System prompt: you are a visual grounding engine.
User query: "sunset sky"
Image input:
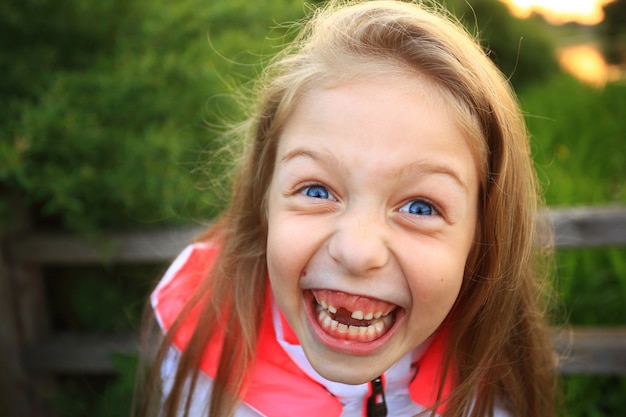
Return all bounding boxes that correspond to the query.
[500,0,615,25]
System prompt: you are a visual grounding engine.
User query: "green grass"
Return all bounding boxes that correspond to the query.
[520,75,626,207]
[519,74,626,417]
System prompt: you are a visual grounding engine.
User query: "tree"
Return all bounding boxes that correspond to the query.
[601,0,626,64]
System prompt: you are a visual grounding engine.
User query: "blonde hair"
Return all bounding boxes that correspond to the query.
[137,1,558,416]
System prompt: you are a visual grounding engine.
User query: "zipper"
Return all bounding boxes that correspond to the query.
[366,376,387,417]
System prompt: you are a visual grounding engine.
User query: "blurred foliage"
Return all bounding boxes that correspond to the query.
[0,0,306,232]
[51,355,138,417]
[43,264,162,417]
[520,75,626,206]
[560,375,626,417]
[0,0,558,234]
[46,264,164,332]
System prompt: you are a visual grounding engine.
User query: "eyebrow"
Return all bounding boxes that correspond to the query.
[280,147,468,192]
[396,160,468,192]
[280,147,349,175]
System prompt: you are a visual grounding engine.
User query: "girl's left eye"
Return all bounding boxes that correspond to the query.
[300,184,333,200]
[399,199,436,216]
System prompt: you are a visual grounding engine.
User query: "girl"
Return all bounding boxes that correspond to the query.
[137,1,558,416]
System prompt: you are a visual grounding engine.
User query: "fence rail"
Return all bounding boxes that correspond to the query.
[2,206,626,403]
[7,206,626,265]
[19,327,626,375]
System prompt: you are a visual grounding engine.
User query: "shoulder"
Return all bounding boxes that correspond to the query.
[151,242,218,331]
[152,242,218,304]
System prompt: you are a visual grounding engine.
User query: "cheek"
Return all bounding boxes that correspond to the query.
[407,248,467,312]
[413,275,463,318]
[266,231,287,282]
[266,209,326,281]
[266,199,286,277]
[266,222,305,288]
[266,235,295,312]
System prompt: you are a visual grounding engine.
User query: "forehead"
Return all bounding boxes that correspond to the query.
[277,68,486,171]
[275,76,480,190]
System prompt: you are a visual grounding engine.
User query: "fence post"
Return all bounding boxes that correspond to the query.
[0,241,30,416]
[0,196,53,417]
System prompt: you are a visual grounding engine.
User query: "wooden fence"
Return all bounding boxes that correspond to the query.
[1,206,626,415]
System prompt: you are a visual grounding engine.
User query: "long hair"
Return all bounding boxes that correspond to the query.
[137,1,558,416]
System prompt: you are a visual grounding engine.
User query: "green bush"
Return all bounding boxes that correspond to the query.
[1,0,306,233]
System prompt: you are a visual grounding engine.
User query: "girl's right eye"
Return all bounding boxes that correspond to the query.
[300,184,333,200]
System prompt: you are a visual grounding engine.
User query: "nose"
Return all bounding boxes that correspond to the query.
[327,214,389,276]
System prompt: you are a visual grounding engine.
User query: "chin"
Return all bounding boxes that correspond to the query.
[318,366,379,385]
[306,350,389,385]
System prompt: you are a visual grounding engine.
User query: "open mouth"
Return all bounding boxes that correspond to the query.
[311,289,399,343]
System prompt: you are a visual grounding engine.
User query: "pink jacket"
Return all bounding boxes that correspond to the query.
[152,243,458,417]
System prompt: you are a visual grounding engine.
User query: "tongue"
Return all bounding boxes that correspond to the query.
[333,307,373,327]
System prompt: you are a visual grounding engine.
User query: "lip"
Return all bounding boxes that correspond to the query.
[303,290,405,356]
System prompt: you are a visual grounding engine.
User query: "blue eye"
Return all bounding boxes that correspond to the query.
[400,200,435,216]
[302,185,331,199]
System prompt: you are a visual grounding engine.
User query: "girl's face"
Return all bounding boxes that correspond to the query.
[266,75,479,384]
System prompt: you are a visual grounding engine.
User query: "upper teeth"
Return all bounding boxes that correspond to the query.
[318,301,389,320]
[352,310,364,320]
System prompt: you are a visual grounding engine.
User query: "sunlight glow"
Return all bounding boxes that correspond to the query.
[558,44,621,87]
[501,0,615,25]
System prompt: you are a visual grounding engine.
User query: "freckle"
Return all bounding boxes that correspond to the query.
[302,270,307,277]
